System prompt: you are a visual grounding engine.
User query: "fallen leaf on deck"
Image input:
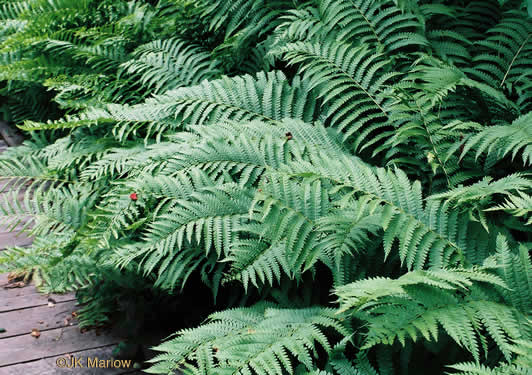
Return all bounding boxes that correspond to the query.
[31,329,40,338]
[5,281,26,288]
[47,302,55,307]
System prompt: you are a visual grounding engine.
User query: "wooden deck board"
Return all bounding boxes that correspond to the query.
[0,144,145,373]
[1,291,76,313]
[0,300,78,338]
[0,274,40,299]
[0,325,120,367]
[0,346,141,374]
[0,231,34,249]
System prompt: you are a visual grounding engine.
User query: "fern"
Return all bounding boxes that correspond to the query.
[148,303,350,375]
[276,40,398,151]
[465,10,532,111]
[285,151,473,269]
[1,2,531,375]
[121,38,221,94]
[335,268,525,362]
[487,191,532,226]
[459,112,532,166]
[319,0,428,53]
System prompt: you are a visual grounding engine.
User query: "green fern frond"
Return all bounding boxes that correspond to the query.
[316,199,382,271]
[320,0,428,53]
[80,144,147,181]
[121,38,221,94]
[249,174,330,274]
[459,112,532,166]
[0,1,31,20]
[72,71,318,137]
[486,191,532,225]
[276,40,398,151]
[466,10,532,111]
[448,358,532,375]
[285,152,471,269]
[336,268,524,362]
[428,174,532,227]
[148,303,350,375]
[490,235,532,313]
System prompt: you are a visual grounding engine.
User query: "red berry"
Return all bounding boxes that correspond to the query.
[130,193,138,201]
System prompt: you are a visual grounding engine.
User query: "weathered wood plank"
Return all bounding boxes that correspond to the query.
[0,121,24,147]
[0,222,34,236]
[0,300,78,338]
[0,179,25,192]
[0,231,34,249]
[0,291,76,313]
[0,344,142,374]
[0,325,121,367]
[0,273,40,299]
[0,285,39,299]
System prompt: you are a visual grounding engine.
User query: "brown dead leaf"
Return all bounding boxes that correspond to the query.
[31,329,40,338]
[71,311,78,317]
[4,281,26,289]
[7,271,28,283]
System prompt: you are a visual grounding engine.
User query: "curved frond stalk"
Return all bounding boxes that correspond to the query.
[466,11,532,111]
[428,173,532,228]
[70,71,319,135]
[486,191,532,226]
[320,0,428,53]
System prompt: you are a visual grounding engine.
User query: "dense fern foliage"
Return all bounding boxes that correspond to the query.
[1,0,531,374]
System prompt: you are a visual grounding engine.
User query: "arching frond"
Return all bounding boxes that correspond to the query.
[466,10,532,111]
[121,38,221,94]
[319,0,428,53]
[284,152,473,269]
[276,40,398,152]
[336,268,524,362]
[459,112,532,166]
[148,303,350,375]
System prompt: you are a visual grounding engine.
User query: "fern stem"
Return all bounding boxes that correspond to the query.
[500,33,530,88]
[346,0,383,48]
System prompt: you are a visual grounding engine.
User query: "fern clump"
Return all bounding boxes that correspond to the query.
[0,0,531,374]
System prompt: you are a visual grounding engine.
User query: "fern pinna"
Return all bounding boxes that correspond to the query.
[0,0,531,374]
